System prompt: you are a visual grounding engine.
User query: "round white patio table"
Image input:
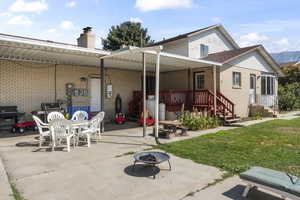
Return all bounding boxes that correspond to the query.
[49,119,90,148]
[49,119,90,130]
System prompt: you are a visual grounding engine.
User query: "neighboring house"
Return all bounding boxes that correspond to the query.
[0,24,283,123]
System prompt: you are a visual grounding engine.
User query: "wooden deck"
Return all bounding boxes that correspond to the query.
[129,89,236,121]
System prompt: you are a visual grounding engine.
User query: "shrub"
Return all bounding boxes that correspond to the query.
[251,111,263,120]
[278,83,300,111]
[179,111,220,131]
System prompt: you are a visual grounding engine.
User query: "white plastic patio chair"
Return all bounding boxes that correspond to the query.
[50,119,76,152]
[47,112,65,123]
[32,115,50,148]
[71,111,89,121]
[80,112,105,145]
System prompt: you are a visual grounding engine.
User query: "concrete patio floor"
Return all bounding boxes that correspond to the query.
[0,125,224,200]
[1,112,299,200]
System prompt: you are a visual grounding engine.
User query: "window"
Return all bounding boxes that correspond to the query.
[195,72,205,90]
[142,75,155,94]
[232,72,241,88]
[200,44,209,57]
[261,75,275,95]
[250,75,255,89]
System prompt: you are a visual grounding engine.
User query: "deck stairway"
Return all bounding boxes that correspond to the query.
[128,90,241,124]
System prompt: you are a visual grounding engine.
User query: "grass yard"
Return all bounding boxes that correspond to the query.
[159,118,300,176]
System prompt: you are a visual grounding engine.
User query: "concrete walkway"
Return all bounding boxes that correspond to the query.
[0,111,299,200]
[0,157,13,200]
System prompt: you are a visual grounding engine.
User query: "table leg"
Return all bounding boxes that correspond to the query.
[168,160,172,171]
[132,160,137,172]
[152,164,156,179]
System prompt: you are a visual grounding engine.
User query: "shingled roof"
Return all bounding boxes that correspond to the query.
[202,45,284,76]
[148,25,218,46]
[148,24,239,48]
[202,45,261,63]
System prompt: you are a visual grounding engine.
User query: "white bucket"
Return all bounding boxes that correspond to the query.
[146,100,155,117]
[159,103,166,121]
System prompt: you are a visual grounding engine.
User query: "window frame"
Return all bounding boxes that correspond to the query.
[200,44,209,58]
[194,71,205,90]
[261,75,275,95]
[232,72,242,88]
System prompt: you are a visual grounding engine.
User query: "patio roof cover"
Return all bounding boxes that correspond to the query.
[102,46,222,72]
[0,33,109,66]
[0,33,222,71]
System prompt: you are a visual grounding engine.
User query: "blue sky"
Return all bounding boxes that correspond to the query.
[0,0,299,53]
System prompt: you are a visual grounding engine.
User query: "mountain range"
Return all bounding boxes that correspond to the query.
[271,51,300,64]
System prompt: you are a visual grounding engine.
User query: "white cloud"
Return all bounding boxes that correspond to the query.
[6,15,32,25]
[66,1,77,7]
[47,28,56,33]
[9,0,48,14]
[274,38,289,46]
[0,12,13,17]
[135,0,194,12]
[240,32,269,43]
[60,20,74,30]
[239,32,270,47]
[130,17,143,23]
[211,17,221,23]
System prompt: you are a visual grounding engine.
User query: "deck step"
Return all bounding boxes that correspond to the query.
[219,115,241,124]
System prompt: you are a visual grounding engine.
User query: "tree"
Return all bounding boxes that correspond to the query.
[279,63,300,85]
[278,63,300,110]
[102,21,153,51]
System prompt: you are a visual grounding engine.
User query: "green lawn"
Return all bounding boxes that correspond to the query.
[159,118,300,176]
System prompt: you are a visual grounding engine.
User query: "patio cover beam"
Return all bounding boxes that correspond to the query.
[154,51,161,143]
[100,58,105,133]
[213,65,217,116]
[142,53,147,137]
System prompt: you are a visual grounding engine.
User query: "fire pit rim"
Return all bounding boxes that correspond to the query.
[133,151,170,164]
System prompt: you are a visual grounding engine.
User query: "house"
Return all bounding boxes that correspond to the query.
[0,24,283,125]
[147,24,283,118]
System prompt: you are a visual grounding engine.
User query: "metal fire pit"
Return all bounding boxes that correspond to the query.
[132,152,171,178]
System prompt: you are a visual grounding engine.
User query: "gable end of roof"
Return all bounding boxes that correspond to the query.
[148,24,239,49]
[202,45,284,76]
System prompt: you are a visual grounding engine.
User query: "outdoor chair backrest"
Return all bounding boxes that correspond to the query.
[90,112,105,130]
[32,115,49,136]
[50,119,70,138]
[95,111,105,123]
[71,111,89,121]
[47,112,65,123]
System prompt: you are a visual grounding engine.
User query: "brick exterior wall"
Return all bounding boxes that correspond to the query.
[0,60,141,120]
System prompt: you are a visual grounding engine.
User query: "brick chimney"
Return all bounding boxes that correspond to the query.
[77,27,96,49]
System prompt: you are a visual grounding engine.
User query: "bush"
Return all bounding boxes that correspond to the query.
[179,111,220,131]
[251,111,263,120]
[278,83,300,111]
